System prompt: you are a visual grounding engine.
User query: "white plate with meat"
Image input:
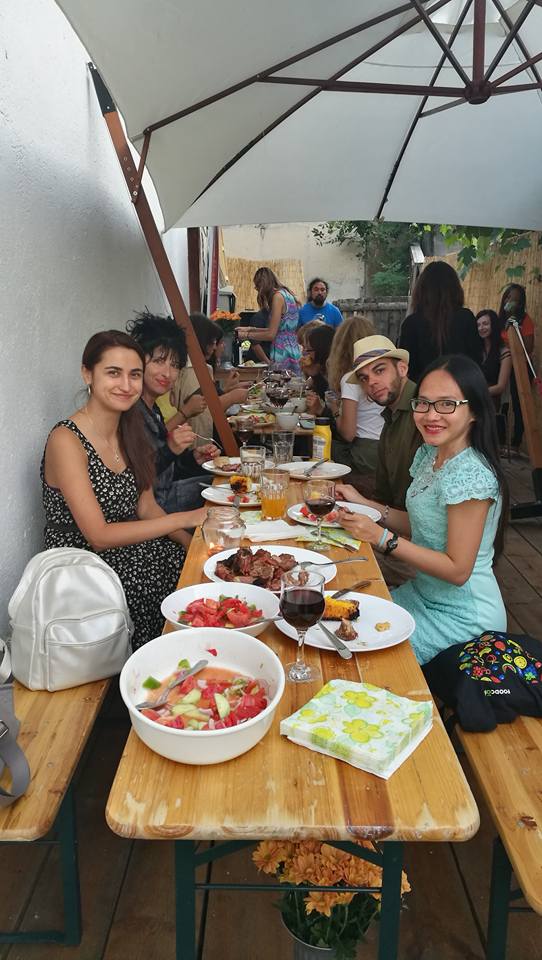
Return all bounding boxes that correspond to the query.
[287,501,381,528]
[203,546,338,592]
[276,591,415,652]
[202,456,274,477]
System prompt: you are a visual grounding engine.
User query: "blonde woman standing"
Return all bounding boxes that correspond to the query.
[327,315,384,475]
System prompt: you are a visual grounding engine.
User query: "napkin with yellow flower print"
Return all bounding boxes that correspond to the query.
[280,680,433,779]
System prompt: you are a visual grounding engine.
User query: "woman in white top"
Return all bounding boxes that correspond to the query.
[327,315,384,474]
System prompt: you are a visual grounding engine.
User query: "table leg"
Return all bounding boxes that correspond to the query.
[378,841,403,960]
[175,840,197,960]
[486,836,512,960]
[56,783,82,945]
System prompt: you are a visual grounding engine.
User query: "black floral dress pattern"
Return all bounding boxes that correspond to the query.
[41,420,185,649]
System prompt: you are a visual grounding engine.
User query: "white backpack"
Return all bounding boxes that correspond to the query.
[9,548,133,691]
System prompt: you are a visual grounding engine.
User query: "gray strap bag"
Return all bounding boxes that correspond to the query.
[0,638,31,807]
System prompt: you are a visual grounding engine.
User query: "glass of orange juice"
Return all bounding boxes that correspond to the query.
[260,469,289,520]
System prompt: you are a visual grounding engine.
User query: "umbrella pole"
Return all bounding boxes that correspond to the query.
[88,64,239,457]
[507,321,542,520]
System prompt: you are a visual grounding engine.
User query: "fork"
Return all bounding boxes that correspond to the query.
[298,557,367,569]
[135,659,208,711]
[194,434,223,450]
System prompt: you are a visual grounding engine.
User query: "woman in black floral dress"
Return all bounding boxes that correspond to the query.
[42,331,206,649]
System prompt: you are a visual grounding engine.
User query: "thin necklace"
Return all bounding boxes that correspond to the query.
[83,407,121,464]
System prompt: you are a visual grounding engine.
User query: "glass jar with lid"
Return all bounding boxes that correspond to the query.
[202,506,246,556]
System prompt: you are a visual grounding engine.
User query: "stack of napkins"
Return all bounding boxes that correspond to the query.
[280,680,433,779]
[245,520,309,542]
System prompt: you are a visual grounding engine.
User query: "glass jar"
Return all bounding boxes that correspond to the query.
[202,506,246,556]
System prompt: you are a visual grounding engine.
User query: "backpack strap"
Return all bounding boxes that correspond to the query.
[0,639,31,807]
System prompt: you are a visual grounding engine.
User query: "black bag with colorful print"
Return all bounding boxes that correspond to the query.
[422,631,542,733]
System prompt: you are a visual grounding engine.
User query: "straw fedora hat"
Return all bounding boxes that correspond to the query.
[347,335,409,383]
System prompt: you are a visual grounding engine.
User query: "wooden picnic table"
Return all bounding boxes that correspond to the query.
[0,678,109,944]
[106,480,479,960]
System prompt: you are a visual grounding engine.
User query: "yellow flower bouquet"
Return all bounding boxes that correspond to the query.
[253,839,410,959]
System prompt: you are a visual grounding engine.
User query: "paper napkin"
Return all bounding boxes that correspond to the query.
[280,679,433,779]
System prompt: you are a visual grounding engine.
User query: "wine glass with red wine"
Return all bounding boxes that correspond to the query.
[303,479,336,548]
[280,568,325,683]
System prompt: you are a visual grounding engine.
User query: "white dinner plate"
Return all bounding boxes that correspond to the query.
[276,592,415,653]
[204,545,338,590]
[201,484,261,508]
[201,457,273,477]
[287,501,382,528]
[160,581,279,637]
[280,461,352,480]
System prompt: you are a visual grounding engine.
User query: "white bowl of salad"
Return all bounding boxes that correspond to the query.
[160,582,279,637]
[120,628,285,764]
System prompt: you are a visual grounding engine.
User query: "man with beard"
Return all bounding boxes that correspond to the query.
[298,277,343,329]
[336,335,422,511]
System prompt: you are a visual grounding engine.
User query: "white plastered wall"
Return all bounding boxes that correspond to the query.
[0,0,187,635]
[222,223,364,301]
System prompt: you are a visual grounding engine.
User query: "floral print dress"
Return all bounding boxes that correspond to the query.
[270,289,302,375]
[41,420,185,649]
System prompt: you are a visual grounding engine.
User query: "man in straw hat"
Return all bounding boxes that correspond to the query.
[335,335,421,586]
[336,334,422,514]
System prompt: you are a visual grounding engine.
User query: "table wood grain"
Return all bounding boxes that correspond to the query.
[0,680,109,841]
[106,483,479,844]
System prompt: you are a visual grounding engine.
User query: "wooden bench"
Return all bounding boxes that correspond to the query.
[0,678,109,945]
[458,715,542,959]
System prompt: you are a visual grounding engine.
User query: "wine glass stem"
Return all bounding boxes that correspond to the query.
[316,517,323,544]
[296,628,307,666]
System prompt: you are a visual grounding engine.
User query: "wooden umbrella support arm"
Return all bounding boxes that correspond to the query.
[507,319,542,518]
[88,64,239,457]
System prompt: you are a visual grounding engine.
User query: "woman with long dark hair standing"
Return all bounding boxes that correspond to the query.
[399,261,481,381]
[236,267,302,375]
[497,283,536,452]
[335,355,507,665]
[42,331,206,649]
[476,309,512,446]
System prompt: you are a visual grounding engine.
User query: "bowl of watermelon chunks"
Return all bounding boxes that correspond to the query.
[161,581,280,637]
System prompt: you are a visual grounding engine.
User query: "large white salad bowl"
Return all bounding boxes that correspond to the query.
[120,628,285,765]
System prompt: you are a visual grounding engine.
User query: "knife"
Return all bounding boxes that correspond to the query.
[331,578,379,599]
[317,621,353,660]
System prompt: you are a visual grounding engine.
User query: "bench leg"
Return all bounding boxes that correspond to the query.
[56,784,82,945]
[175,840,197,960]
[486,836,512,960]
[378,841,403,960]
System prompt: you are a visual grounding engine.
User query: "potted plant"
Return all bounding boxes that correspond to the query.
[253,839,410,960]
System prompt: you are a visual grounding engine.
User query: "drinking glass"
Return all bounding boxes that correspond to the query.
[303,479,336,548]
[267,385,289,408]
[280,567,325,683]
[272,431,294,465]
[240,445,266,483]
[260,468,289,520]
[235,416,253,447]
[324,390,340,415]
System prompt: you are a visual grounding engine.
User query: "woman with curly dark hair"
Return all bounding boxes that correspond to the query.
[399,261,481,381]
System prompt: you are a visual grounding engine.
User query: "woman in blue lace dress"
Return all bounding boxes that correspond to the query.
[335,355,508,664]
[237,267,302,375]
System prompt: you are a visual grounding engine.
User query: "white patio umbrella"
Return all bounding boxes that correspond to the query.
[55,0,542,231]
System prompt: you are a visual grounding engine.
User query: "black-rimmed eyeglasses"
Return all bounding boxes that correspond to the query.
[410,398,469,414]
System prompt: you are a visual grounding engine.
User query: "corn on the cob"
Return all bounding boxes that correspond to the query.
[323,598,360,621]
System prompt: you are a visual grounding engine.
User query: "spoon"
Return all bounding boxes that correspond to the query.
[317,621,353,660]
[136,659,208,711]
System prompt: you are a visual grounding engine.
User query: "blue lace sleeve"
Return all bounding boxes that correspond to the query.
[409,443,432,479]
[439,450,499,505]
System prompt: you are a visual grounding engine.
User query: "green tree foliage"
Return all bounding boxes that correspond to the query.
[436,225,536,280]
[312,221,423,297]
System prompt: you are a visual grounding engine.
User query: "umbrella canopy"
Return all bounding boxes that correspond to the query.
[56,0,542,230]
